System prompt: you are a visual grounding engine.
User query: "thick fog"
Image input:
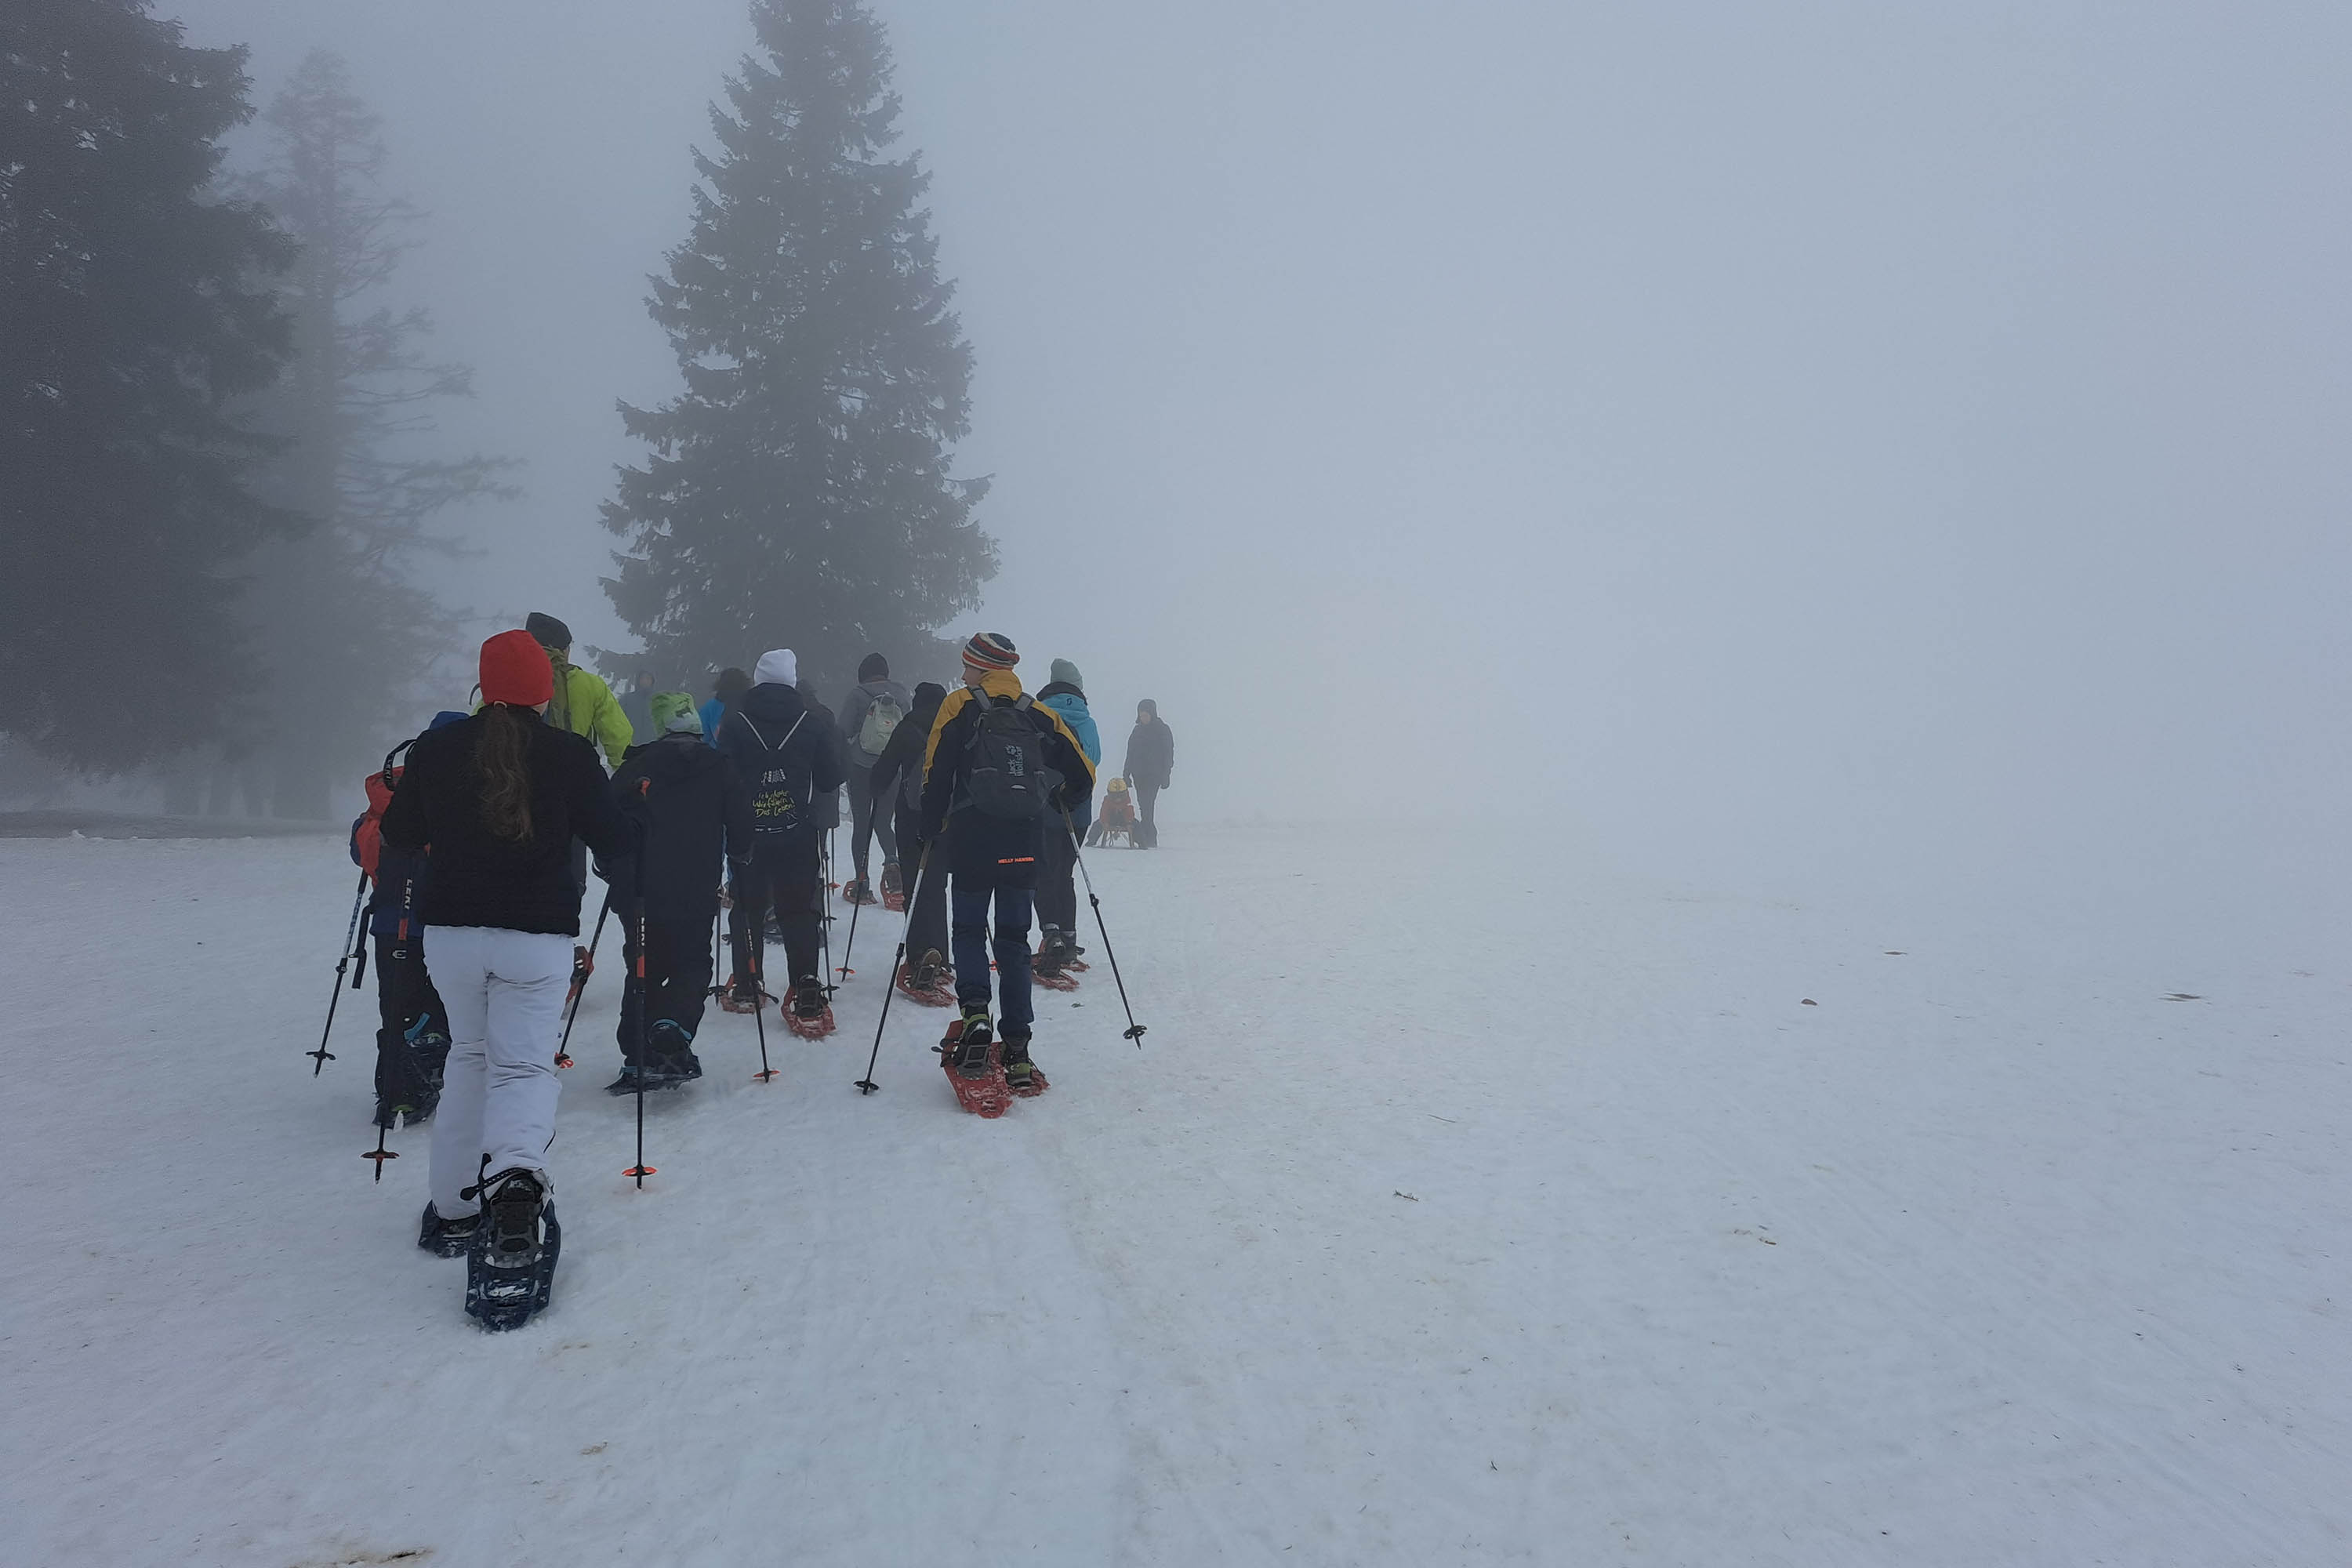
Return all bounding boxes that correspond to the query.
[167,0,2352,950]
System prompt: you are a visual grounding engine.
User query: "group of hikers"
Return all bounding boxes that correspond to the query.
[341,614,1176,1328]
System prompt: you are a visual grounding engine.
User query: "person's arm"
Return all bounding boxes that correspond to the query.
[811,714,847,796]
[838,687,869,743]
[568,734,635,867]
[918,702,965,842]
[1163,724,1174,786]
[590,677,633,768]
[868,724,909,816]
[717,753,757,876]
[380,754,426,852]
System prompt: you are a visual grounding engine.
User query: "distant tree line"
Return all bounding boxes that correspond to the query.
[2,0,994,811]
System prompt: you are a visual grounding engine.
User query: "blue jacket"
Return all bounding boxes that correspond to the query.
[698,697,728,749]
[1036,682,1099,833]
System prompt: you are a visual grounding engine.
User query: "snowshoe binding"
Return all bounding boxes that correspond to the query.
[880,862,906,913]
[784,978,837,1040]
[841,877,880,907]
[608,1021,702,1094]
[1001,1033,1049,1098]
[465,1168,559,1332]
[896,949,957,1007]
[936,1014,1011,1117]
[418,1202,479,1259]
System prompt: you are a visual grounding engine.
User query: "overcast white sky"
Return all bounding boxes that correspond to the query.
[172,0,2352,946]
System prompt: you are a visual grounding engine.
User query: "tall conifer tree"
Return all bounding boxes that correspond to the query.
[0,0,292,770]
[603,0,995,688]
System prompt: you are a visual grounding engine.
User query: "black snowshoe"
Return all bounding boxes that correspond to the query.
[418,1203,479,1259]
[465,1168,559,1331]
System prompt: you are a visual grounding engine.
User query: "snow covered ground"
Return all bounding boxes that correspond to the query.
[4,820,2346,1566]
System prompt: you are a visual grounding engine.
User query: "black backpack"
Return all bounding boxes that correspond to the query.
[961,692,1058,820]
[729,709,808,835]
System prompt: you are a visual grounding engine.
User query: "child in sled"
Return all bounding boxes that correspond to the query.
[1086,776,1138,848]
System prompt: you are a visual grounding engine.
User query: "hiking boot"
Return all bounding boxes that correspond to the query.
[465,1168,560,1331]
[843,877,878,906]
[1035,927,1074,976]
[419,1202,479,1258]
[949,1011,994,1079]
[647,1020,701,1080]
[909,948,947,991]
[880,862,903,898]
[1000,1032,1036,1091]
[793,978,827,1021]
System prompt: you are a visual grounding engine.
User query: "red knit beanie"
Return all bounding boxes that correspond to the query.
[480,629,554,706]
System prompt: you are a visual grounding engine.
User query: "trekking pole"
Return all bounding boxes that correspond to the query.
[856,844,928,1094]
[750,906,777,1082]
[818,831,837,996]
[624,894,655,1185]
[837,879,862,983]
[310,870,370,1074]
[557,889,613,1069]
[1065,811,1147,1045]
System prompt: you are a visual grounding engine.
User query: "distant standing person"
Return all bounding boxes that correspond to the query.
[619,668,657,744]
[1033,659,1100,977]
[1123,698,1175,848]
[837,652,911,906]
[699,666,750,750]
[379,630,632,1330]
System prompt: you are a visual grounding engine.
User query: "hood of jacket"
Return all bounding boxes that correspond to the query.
[735,681,812,738]
[623,731,722,786]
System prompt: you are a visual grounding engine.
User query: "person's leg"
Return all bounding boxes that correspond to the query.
[991,884,1036,1039]
[731,846,771,997]
[776,833,822,988]
[615,909,647,1065]
[1137,783,1160,844]
[871,777,899,873]
[426,926,492,1218]
[1036,821,1076,934]
[477,929,572,1181]
[950,878,993,1016]
[847,762,877,884]
[659,912,713,1041]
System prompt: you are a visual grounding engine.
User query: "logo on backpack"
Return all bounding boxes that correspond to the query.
[858,691,904,758]
[963,693,1059,820]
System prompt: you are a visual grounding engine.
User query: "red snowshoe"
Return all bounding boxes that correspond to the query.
[783,981,837,1040]
[879,862,906,913]
[895,949,957,1007]
[716,974,769,1015]
[1032,931,1081,991]
[938,1016,1011,1118]
[841,877,880,907]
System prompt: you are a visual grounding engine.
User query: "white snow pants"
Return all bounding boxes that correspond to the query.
[424,925,570,1218]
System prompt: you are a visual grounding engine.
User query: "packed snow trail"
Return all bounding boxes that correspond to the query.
[2,823,2346,1565]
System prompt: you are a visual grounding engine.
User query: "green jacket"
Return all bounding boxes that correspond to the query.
[546,655,633,768]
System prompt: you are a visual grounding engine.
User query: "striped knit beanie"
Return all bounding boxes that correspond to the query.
[962,632,1018,671]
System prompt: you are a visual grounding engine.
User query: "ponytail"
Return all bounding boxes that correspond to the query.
[475,702,535,842]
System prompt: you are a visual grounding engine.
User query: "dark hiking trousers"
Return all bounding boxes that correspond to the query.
[732,833,821,992]
[848,760,898,882]
[617,910,714,1063]
[952,877,1035,1038]
[1135,782,1161,845]
[896,811,951,967]
[1036,812,1080,934]
[373,931,448,1044]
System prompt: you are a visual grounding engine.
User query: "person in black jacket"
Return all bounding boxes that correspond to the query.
[379,630,632,1330]
[716,649,846,1023]
[1123,698,1176,848]
[867,681,949,993]
[919,634,1094,1091]
[604,692,753,1091]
